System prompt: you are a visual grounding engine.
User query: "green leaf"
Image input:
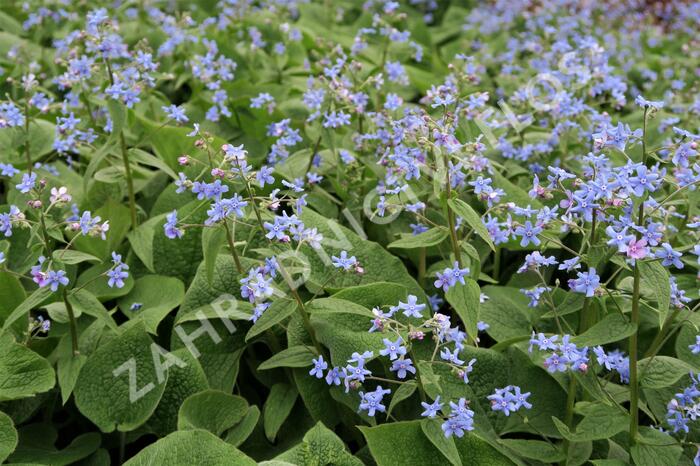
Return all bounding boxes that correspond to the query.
[74,323,167,432]
[387,380,417,417]
[224,405,260,447]
[123,430,256,466]
[107,100,126,141]
[493,171,541,209]
[0,119,56,167]
[246,298,297,342]
[127,214,165,273]
[630,427,682,466]
[202,228,226,285]
[263,383,298,442]
[0,11,23,35]
[479,286,532,342]
[307,297,375,318]
[416,361,443,399]
[552,403,628,442]
[572,313,636,346]
[421,418,462,466]
[388,227,448,249]
[638,261,671,326]
[360,420,513,466]
[57,353,87,405]
[146,348,209,436]
[448,199,495,251]
[2,286,52,331]
[274,422,363,466]
[52,249,102,265]
[118,275,185,334]
[178,389,248,436]
[639,356,694,389]
[445,278,481,340]
[311,306,386,366]
[258,345,317,370]
[75,262,134,300]
[0,336,55,401]
[299,209,426,299]
[7,425,100,466]
[0,271,26,329]
[128,148,178,179]
[499,439,564,463]
[0,411,17,463]
[331,282,408,309]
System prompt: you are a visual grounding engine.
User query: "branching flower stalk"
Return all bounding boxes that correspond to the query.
[629,105,649,444]
[104,58,138,229]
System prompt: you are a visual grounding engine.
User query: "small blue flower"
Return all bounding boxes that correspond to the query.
[331,251,357,271]
[379,337,406,361]
[359,386,391,417]
[397,295,426,318]
[309,355,328,378]
[390,358,416,379]
[514,221,542,247]
[162,104,188,123]
[16,172,37,193]
[655,243,683,269]
[568,268,600,297]
[164,211,184,239]
[421,396,443,418]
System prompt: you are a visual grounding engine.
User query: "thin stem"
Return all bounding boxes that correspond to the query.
[104,57,137,229]
[120,133,138,229]
[222,221,243,274]
[118,431,126,465]
[418,247,426,288]
[441,151,462,267]
[629,106,649,445]
[24,99,32,172]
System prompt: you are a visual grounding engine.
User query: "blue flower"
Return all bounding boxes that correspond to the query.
[568,268,600,297]
[514,221,542,247]
[359,386,391,417]
[331,251,357,271]
[421,396,443,418]
[655,243,683,269]
[162,104,188,123]
[256,166,275,187]
[309,355,328,378]
[379,337,406,360]
[16,172,37,193]
[0,163,19,177]
[325,367,342,386]
[488,385,532,416]
[689,336,700,355]
[442,398,474,438]
[164,211,184,239]
[45,270,69,292]
[107,252,129,289]
[390,358,416,379]
[397,295,426,318]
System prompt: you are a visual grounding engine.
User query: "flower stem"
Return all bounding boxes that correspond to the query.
[441,151,462,267]
[24,99,32,172]
[629,106,649,445]
[222,221,243,274]
[119,132,138,229]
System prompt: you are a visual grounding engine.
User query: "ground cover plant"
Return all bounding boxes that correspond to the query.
[0,0,699,464]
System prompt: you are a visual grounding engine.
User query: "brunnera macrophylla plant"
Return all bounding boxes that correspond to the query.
[1,1,700,465]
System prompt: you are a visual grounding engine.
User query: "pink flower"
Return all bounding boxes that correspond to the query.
[626,238,648,260]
